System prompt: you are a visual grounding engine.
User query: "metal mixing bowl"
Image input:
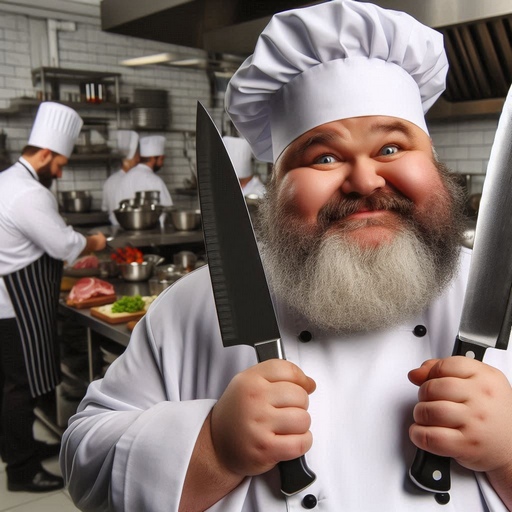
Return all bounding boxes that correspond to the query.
[61,190,92,213]
[170,209,201,231]
[119,261,154,281]
[114,205,163,230]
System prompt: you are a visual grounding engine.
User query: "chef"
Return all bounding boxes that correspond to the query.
[0,102,107,493]
[223,135,266,199]
[117,134,173,209]
[60,2,512,511]
[102,129,140,225]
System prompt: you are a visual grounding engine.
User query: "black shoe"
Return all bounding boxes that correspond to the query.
[34,440,61,460]
[8,469,64,493]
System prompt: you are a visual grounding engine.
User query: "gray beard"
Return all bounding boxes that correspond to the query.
[256,164,466,335]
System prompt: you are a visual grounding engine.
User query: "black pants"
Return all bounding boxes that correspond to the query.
[0,317,43,482]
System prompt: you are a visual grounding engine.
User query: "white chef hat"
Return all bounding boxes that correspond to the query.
[28,102,83,158]
[117,130,139,160]
[140,135,165,157]
[225,0,448,163]
[222,136,254,179]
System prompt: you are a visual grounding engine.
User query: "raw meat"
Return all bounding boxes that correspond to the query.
[72,255,99,269]
[68,277,115,303]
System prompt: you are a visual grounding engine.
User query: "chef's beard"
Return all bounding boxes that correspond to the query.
[256,162,466,334]
[37,163,54,189]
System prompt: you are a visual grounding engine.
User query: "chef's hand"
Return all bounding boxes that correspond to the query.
[409,356,512,504]
[211,359,316,477]
[82,232,107,254]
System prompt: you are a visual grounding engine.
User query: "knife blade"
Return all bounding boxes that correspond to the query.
[409,85,512,496]
[196,102,316,496]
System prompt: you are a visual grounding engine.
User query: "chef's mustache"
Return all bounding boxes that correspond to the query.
[318,190,414,227]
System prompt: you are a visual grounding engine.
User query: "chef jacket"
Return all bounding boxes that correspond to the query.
[116,163,173,208]
[61,247,512,511]
[242,175,266,199]
[102,169,128,225]
[0,159,86,318]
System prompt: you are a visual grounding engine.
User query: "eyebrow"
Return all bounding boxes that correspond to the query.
[368,120,417,140]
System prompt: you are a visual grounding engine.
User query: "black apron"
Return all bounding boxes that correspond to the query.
[1,160,63,397]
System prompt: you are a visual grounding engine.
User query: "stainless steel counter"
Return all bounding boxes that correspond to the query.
[83,224,204,248]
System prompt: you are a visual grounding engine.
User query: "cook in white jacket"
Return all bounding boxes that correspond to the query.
[101,130,140,225]
[117,135,173,208]
[61,2,512,511]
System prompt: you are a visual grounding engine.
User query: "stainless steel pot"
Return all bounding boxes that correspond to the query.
[135,190,160,203]
[119,261,154,281]
[60,191,92,213]
[114,204,163,230]
[170,209,201,231]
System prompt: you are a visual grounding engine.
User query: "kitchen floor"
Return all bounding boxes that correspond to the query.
[0,421,80,512]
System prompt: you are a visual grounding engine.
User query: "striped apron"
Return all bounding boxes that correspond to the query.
[3,253,63,397]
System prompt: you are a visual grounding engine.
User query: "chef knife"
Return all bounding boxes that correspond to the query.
[409,85,512,496]
[196,102,316,496]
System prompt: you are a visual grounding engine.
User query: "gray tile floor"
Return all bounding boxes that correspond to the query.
[0,421,80,512]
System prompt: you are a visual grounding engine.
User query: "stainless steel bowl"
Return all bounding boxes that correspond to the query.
[170,209,201,231]
[114,205,163,230]
[61,191,92,213]
[119,261,154,282]
[135,190,160,203]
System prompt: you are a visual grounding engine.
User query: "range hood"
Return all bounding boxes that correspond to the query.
[101,0,512,119]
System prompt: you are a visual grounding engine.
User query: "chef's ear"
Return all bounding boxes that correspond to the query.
[37,148,53,167]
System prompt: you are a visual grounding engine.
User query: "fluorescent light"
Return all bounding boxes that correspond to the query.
[120,53,175,66]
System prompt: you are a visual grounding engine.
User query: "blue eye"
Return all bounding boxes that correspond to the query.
[380,145,398,156]
[315,155,337,164]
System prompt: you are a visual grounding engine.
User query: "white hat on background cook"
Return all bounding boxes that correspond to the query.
[140,135,165,157]
[28,102,83,158]
[222,136,253,179]
[116,130,139,159]
[225,0,448,162]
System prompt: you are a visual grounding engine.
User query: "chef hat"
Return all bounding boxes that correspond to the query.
[225,0,448,162]
[117,130,139,160]
[28,102,83,158]
[140,135,165,157]
[223,136,254,179]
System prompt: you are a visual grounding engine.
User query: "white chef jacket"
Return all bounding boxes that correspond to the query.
[243,175,266,199]
[102,169,128,225]
[0,159,86,318]
[116,163,173,208]
[61,247,511,511]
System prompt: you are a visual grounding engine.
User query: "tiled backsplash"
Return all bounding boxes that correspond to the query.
[0,9,501,207]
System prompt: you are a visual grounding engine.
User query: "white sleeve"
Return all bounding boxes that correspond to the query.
[10,186,86,263]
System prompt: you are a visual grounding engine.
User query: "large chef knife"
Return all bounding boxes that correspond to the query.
[409,85,512,497]
[196,102,316,496]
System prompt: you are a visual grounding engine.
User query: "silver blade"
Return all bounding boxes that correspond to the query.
[196,102,281,348]
[459,86,512,350]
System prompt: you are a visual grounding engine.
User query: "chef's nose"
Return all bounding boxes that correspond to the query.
[340,159,386,196]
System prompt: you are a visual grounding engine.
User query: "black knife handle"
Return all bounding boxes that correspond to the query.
[279,457,316,496]
[409,336,487,494]
[255,339,317,495]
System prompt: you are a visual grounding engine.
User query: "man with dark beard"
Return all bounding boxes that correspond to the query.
[0,102,106,493]
[60,2,512,512]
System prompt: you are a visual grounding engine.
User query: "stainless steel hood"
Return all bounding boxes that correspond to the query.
[101,0,512,119]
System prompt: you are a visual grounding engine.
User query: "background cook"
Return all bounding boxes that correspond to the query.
[0,101,106,493]
[102,129,140,225]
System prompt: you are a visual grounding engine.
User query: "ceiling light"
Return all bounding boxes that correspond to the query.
[120,53,175,66]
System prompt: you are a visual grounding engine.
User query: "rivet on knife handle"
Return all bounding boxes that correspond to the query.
[255,339,316,495]
[409,336,488,495]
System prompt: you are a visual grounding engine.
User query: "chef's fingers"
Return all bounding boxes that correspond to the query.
[417,376,469,403]
[272,407,312,435]
[412,400,467,428]
[409,424,464,458]
[255,360,316,394]
[272,432,314,463]
[269,381,310,410]
[408,359,439,386]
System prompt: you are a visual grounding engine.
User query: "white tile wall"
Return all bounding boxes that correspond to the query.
[0,8,503,206]
[0,9,219,210]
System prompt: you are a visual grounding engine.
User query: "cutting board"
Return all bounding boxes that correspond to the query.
[66,294,117,309]
[90,304,146,324]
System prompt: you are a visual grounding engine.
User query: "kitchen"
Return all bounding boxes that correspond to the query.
[0,0,511,510]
